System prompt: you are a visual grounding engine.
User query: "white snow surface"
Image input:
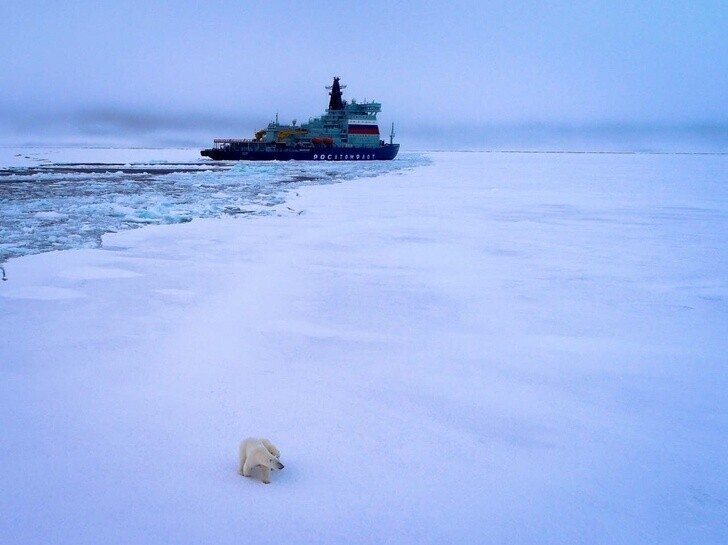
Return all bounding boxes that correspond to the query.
[1,151,727,544]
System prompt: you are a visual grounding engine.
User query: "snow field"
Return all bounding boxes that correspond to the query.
[1,151,726,544]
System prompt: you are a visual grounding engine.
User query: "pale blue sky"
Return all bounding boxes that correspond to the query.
[1,0,726,147]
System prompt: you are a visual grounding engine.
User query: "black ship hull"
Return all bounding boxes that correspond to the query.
[201,144,399,161]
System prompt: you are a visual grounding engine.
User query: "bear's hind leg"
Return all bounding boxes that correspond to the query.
[238,446,247,475]
[261,438,280,458]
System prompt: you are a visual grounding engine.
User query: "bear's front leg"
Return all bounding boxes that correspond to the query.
[260,466,271,484]
[242,459,254,477]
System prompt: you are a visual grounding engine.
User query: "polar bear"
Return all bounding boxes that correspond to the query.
[238,438,284,484]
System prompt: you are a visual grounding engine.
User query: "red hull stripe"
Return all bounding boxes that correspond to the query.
[348,125,380,135]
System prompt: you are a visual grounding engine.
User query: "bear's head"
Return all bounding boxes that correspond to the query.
[268,457,284,470]
[258,452,283,471]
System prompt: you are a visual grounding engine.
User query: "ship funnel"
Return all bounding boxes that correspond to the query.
[326,77,346,110]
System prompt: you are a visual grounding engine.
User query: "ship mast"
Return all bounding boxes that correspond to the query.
[389,122,395,145]
[326,77,346,110]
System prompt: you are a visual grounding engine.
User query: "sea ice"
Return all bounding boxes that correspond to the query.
[0,150,726,544]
